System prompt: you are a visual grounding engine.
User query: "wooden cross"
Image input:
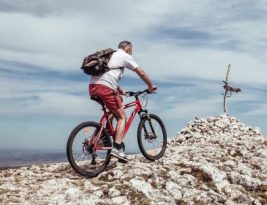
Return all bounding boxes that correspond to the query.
[223,64,241,114]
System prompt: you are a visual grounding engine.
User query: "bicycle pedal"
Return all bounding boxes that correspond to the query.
[91,157,97,165]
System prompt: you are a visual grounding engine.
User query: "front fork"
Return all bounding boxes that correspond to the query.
[139,110,156,139]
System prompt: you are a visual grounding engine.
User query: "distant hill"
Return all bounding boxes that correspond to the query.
[0,150,67,168]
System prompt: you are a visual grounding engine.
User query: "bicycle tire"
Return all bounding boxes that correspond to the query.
[66,121,112,178]
[137,114,167,161]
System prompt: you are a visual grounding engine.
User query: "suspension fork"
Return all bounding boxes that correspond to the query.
[139,110,157,137]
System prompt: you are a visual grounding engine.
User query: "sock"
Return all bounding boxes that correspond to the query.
[113,142,122,150]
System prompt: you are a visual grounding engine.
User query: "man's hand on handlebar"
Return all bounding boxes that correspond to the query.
[120,89,128,96]
[117,86,127,96]
[148,85,157,93]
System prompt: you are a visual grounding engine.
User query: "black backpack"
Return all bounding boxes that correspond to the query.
[81,48,121,76]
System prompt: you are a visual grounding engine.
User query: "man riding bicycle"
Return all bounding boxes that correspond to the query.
[89,40,157,162]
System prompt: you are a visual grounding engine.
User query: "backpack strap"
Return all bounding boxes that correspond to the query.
[106,67,124,72]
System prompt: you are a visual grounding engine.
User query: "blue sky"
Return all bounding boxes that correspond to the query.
[0,0,267,153]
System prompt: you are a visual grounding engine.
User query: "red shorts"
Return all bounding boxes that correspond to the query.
[89,84,122,111]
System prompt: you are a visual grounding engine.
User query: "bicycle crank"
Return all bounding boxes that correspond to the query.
[91,153,97,165]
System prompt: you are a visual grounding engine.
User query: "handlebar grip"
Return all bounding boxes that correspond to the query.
[145,89,157,94]
[126,91,135,97]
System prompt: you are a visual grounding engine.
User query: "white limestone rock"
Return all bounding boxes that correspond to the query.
[108,187,120,197]
[111,196,129,204]
[129,179,153,198]
[1,115,267,205]
[229,172,262,191]
[215,120,226,128]
[199,164,229,192]
[165,181,182,200]
[65,187,81,200]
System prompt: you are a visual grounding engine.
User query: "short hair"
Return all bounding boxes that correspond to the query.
[118,40,132,49]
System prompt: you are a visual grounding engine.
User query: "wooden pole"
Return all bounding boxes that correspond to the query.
[223,64,231,114]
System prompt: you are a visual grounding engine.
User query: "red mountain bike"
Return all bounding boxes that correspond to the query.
[66,89,167,178]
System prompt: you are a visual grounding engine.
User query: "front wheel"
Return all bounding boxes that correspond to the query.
[137,114,167,161]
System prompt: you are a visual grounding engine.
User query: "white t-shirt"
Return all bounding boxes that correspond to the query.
[90,49,139,90]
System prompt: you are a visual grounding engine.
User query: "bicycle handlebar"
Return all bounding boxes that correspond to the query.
[126,89,156,97]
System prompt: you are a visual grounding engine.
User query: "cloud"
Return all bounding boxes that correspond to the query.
[0,1,267,119]
[0,86,101,117]
[0,0,54,17]
[1,0,266,86]
[2,0,267,152]
[1,56,264,119]
[149,26,211,42]
[0,64,96,116]
[241,103,267,116]
[162,97,222,120]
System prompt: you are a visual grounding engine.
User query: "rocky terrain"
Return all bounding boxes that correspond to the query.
[1,115,267,205]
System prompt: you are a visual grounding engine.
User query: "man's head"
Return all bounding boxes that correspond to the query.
[118,40,132,55]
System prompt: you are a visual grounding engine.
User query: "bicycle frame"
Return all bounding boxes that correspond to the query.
[91,97,144,151]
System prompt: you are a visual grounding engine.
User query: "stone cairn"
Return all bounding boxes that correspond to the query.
[175,114,261,144]
[0,115,266,205]
[165,114,267,205]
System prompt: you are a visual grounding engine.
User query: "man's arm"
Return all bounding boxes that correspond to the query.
[134,67,156,92]
[117,86,127,95]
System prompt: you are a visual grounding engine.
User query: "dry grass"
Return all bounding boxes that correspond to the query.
[114,183,150,205]
[0,187,9,195]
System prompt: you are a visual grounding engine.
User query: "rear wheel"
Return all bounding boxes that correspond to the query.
[137,114,167,160]
[66,121,112,178]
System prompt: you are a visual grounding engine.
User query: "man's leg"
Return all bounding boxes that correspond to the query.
[110,108,128,162]
[111,108,126,145]
[90,84,128,161]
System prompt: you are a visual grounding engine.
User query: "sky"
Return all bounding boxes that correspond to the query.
[0,0,267,153]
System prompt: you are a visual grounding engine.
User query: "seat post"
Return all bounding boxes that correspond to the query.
[101,104,106,112]
[91,95,105,109]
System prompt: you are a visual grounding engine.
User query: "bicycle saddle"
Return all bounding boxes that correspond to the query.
[90,95,104,106]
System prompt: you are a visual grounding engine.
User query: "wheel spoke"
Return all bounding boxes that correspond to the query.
[77,153,86,162]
